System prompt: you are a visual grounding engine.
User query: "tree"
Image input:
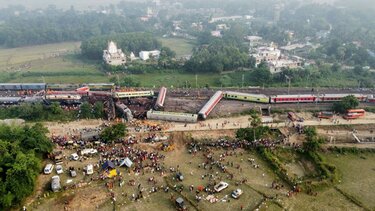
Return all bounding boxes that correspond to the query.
[250,63,271,85]
[21,123,53,155]
[332,95,359,113]
[303,126,323,152]
[0,124,50,209]
[100,123,127,143]
[50,102,63,115]
[93,102,104,119]
[80,102,92,119]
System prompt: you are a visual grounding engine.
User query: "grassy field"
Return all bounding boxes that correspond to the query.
[324,153,375,210]
[158,37,196,58]
[283,188,362,211]
[0,42,111,83]
[126,72,221,88]
[0,42,80,68]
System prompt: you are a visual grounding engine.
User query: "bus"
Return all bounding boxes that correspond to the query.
[344,109,365,119]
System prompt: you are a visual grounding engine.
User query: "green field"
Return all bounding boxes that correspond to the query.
[158,37,196,58]
[126,72,220,88]
[0,42,111,83]
[324,153,375,210]
[0,42,80,68]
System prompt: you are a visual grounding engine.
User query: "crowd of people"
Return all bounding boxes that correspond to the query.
[188,138,282,154]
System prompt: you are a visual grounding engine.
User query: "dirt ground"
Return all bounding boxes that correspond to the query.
[25,110,375,211]
[44,119,106,136]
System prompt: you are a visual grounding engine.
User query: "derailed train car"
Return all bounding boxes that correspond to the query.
[113,90,154,98]
[155,87,167,109]
[0,83,22,90]
[147,110,198,123]
[45,94,82,104]
[198,91,223,119]
[0,97,22,104]
[81,83,115,91]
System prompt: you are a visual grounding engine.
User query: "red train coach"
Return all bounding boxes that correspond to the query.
[270,95,316,104]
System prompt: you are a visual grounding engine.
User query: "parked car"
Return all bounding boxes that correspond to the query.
[80,148,98,156]
[70,153,79,161]
[214,181,229,192]
[231,189,243,199]
[44,164,54,174]
[56,165,63,174]
[51,176,61,192]
[86,164,94,175]
[175,197,187,210]
[69,167,77,177]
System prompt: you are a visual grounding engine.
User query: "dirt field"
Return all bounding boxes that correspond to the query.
[25,112,375,211]
[27,138,371,211]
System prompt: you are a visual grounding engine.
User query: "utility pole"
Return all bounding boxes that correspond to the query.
[241,74,244,88]
[195,74,198,89]
[196,74,199,99]
[285,75,291,94]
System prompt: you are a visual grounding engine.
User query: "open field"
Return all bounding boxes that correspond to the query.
[283,188,362,211]
[126,72,221,88]
[0,42,80,68]
[325,153,375,210]
[158,38,196,58]
[0,42,112,83]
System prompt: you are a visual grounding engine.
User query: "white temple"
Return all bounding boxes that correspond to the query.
[103,41,126,66]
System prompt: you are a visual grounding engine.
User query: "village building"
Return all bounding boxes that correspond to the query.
[251,46,281,65]
[139,50,161,61]
[251,44,303,74]
[267,59,302,74]
[103,41,126,66]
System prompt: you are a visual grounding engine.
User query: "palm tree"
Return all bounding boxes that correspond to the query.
[249,112,261,141]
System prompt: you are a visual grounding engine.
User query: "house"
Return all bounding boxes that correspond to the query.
[216,24,229,31]
[267,59,302,74]
[211,30,222,37]
[246,36,263,47]
[251,46,281,65]
[103,41,126,66]
[139,50,161,61]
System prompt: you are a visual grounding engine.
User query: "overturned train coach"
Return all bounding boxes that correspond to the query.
[113,90,154,98]
[155,87,167,109]
[147,110,198,123]
[198,91,223,119]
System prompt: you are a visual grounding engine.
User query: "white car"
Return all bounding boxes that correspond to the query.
[44,164,54,174]
[70,153,79,161]
[231,189,243,199]
[56,165,63,174]
[214,181,229,192]
[51,176,61,192]
[86,164,94,175]
[80,148,98,156]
